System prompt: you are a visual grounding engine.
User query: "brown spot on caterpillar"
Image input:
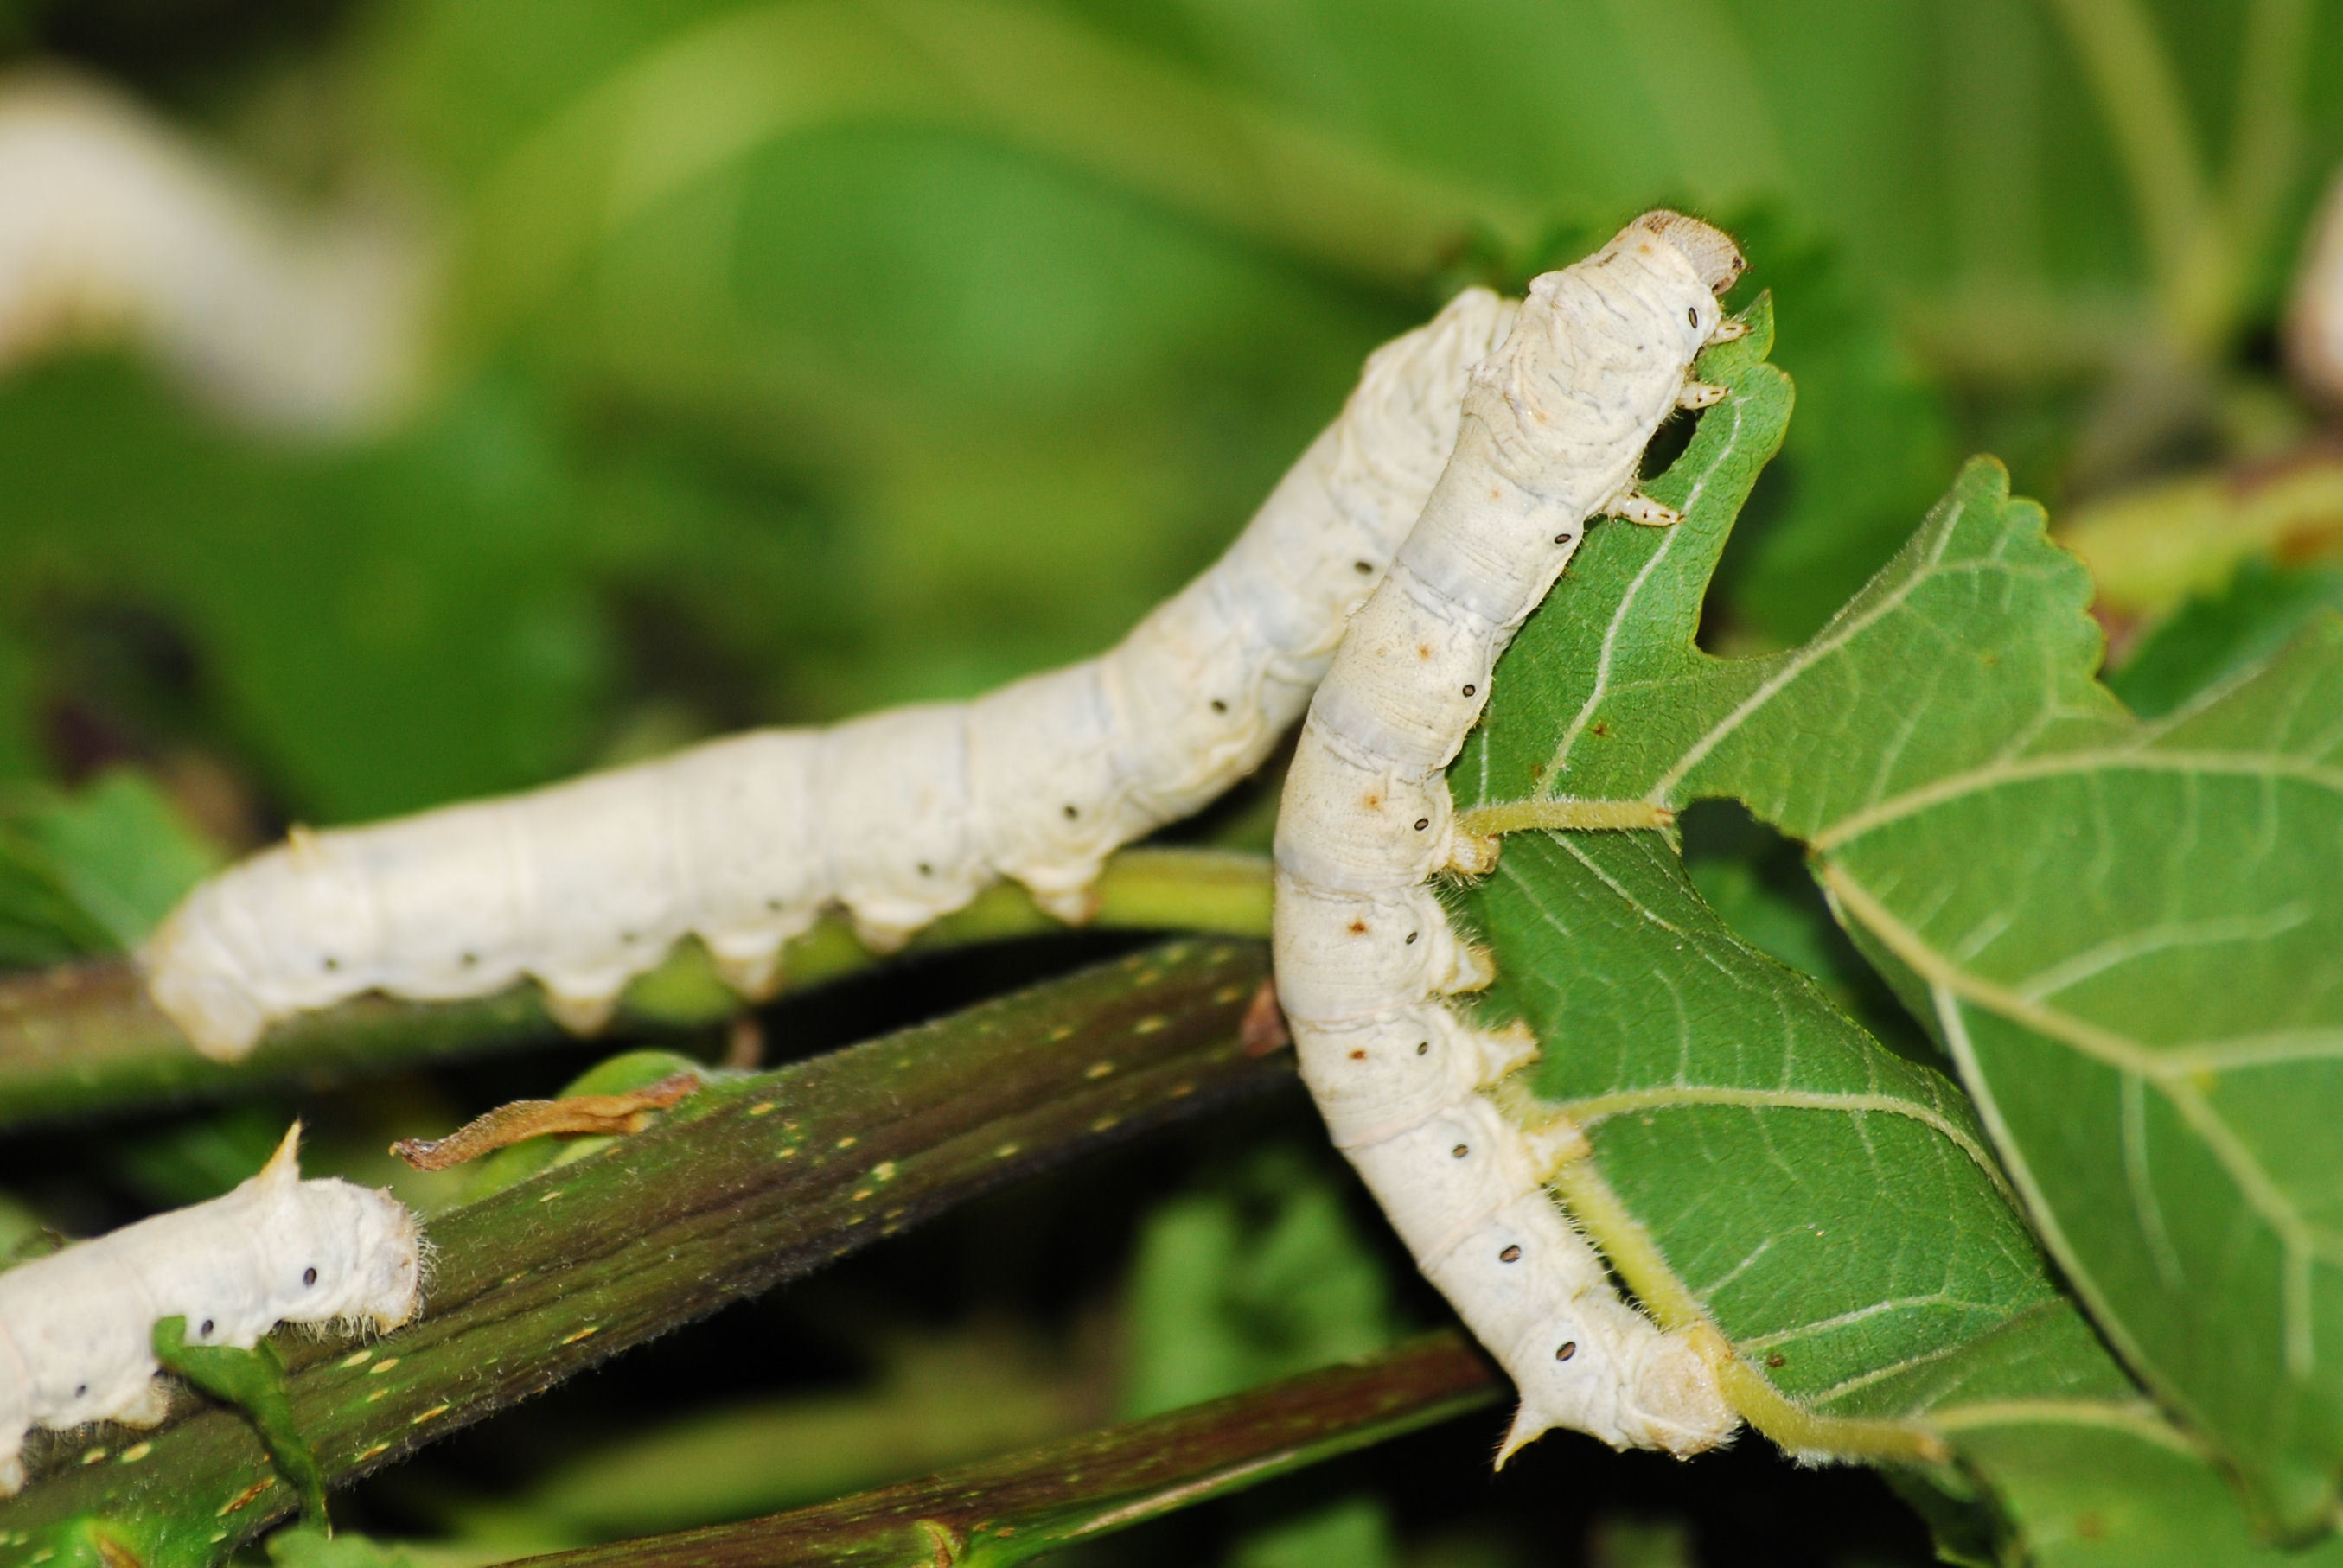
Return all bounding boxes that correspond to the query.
[1452,1144,1470,1158]
[916,862,932,876]
[1405,931,1419,944]
[390,1071,701,1170]
[1063,804,1078,819]
[1240,981,1290,1055]
[1417,644,1432,660]
[303,1266,317,1285]
[1414,817,1429,831]
[1688,306,1699,327]
[1349,1049,1367,1060]
[1462,684,1477,697]
[1499,1245,1522,1262]
[1416,1040,1429,1055]
[1355,560,1374,574]
[1555,1342,1577,1361]
[1553,532,1574,545]
[1210,698,1228,713]
[1364,793,1382,809]
[460,952,478,968]
[1348,920,1369,934]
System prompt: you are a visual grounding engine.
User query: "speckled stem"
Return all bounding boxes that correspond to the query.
[506,1332,1500,1568]
[0,937,1283,1562]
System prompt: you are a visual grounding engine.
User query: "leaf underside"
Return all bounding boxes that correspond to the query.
[1451,296,2343,1559]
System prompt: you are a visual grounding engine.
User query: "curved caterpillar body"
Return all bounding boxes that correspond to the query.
[2290,166,2343,406]
[144,290,1519,1059]
[0,71,425,433]
[0,1125,418,1494]
[1272,213,1745,1460]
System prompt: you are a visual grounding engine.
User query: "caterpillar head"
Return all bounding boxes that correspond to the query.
[139,895,271,1062]
[1628,209,1746,296]
[1615,1329,1737,1457]
[247,1125,425,1334]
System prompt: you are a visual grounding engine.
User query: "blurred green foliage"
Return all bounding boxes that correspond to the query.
[0,0,2336,828]
[1,1,2341,1564]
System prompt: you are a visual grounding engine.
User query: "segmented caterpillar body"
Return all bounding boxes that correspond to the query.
[0,1125,418,1494]
[144,290,1519,1059]
[1272,213,1746,1459]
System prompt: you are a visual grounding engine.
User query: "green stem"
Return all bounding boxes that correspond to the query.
[0,847,1268,1127]
[498,1332,1499,1568]
[2221,0,2312,265]
[0,938,1286,1564]
[2042,0,2230,350]
[456,0,1526,348]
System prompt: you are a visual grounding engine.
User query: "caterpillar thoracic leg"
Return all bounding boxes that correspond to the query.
[1273,212,1747,1461]
[0,1124,418,1495]
[141,290,1520,1060]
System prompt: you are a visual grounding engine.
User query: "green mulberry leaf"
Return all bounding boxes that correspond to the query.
[1451,296,2343,1556]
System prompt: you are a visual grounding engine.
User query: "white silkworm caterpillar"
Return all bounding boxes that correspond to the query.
[0,70,427,433]
[142,289,1519,1060]
[0,1125,419,1495]
[1272,212,1746,1461]
[2289,166,2343,406]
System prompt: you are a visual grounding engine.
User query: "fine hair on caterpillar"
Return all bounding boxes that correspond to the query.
[1272,211,1747,1461]
[141,289,1522,1059]
[0,1123,419,1495]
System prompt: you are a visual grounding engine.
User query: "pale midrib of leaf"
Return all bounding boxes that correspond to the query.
[1926,1397,2206,1455]
[1809,749,2343,852]
[1561,1083,2015,1211]
[1823,862,2337,1386]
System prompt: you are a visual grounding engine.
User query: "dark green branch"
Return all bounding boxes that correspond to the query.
[507,1332,1500,1568]
[0,848,1271,1126]
[0,937,1284,1562]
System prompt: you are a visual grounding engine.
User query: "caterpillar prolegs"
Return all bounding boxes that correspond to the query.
[142,288,1519,1059]
[1272,213,1747,1459]
[0,1125,418,1495]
